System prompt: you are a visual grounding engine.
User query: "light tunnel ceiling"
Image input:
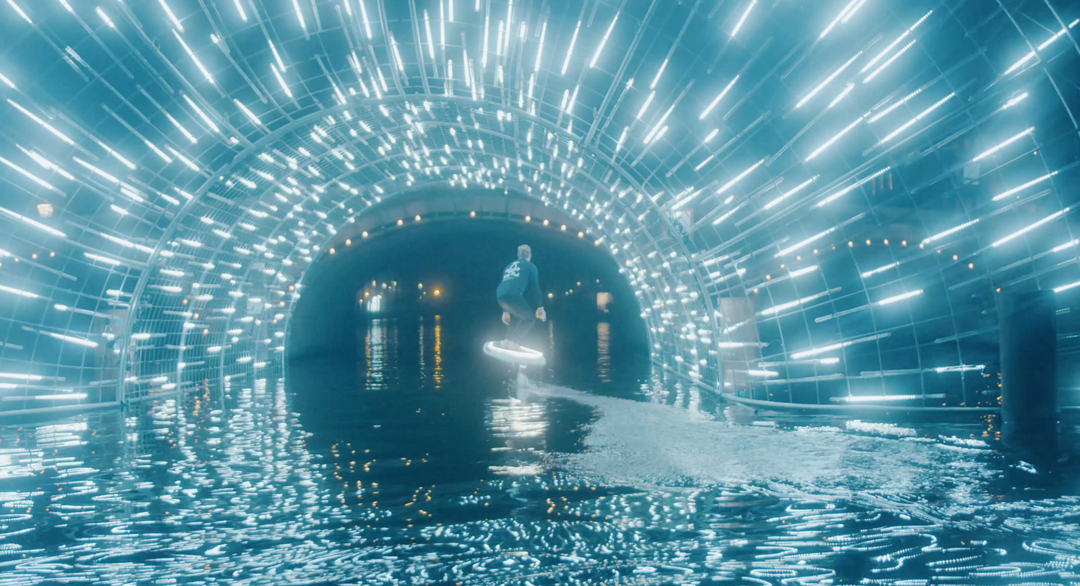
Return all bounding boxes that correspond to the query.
[0,0,1078,412]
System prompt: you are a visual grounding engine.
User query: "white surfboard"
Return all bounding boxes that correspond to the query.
[483,341,547,366]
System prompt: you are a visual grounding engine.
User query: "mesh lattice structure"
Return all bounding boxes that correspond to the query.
[0,0,1077,414]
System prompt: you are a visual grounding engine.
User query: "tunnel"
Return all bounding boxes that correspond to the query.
[3,0,1080,582]
[1,0,1078,416]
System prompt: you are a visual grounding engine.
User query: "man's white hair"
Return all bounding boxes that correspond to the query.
[517,244,531,260]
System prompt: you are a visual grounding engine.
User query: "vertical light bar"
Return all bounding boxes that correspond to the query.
[535,21,547,72]
[233,0,247,21]
[561,21,581,76]
[590,12,619,68]
[731,0,756,37]
[424,10,435,61]
[157,0,183,32]
[358,0,372,39]
[291,0,307,31]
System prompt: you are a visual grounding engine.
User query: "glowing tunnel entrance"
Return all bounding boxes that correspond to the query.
[0,0,1078,416]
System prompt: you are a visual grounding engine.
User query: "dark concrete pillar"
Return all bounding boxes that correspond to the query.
[999,290,1057,453]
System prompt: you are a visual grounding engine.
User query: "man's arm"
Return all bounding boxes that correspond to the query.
[527,263,542,308]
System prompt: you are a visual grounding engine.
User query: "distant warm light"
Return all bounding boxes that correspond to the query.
[329,248,335,255]
[543,219,549,226]
[397,219,404,225]
[37,203,53,218]
[433,289,441,296]
[414,215,421,221]
[561,225,566,231]
[362,231,369,238]
[346,239,351,245]
[470,211,476,217]
[418,283,423,289]
[548,293,554,298]
[525,215,531,222]
[578,231,584,238]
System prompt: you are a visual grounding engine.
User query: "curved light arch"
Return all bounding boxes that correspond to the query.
[0,0,1078,414]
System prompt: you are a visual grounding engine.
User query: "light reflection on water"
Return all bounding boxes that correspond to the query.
[0,316,1079,584]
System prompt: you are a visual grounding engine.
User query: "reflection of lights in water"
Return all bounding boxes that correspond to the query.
[597,321,611,383]
[418,321,425,374]
[365,318,386,389]
[488,399,547,439]
[368,294,382,312]
[433,322,443,388]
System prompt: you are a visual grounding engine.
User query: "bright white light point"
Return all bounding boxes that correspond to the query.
[172,30,215,84]
[700,76,738,120]
[233,0,247,21]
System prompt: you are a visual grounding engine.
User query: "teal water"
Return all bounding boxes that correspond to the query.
[1,315,1078,585]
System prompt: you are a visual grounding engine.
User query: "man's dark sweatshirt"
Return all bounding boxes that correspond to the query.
[496,259,542,309]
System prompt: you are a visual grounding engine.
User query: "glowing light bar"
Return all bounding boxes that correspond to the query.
[1054,280,1080,293]
[759,290,830,316]
[796,51,862,109]
[973,127,1034,162]
[869,86,925,123]
[992,208,1070,248]
[390,34,405,73]
[791,332,889,359]
[272,65,292,97]
[7,100,75,145]
[358,0,373,38]
[0,372,43,381]
[708,268,746,283]
[172,30,215,84]
[731,0,756,37]
[715,159,765,200]
[880,92,955,143]
[861,10,933,73]
[864,40,916,83]
[820,0,865,38]
[699,76,738,120]
[807,116,864,161]
[776,226,837,257]
[0,155,62,193]
[45,331,98,348]
[0,205,66,238]
[763,176,818,210]
[1003,92,1028,109]
[650,60,668,90]
[589,12,619,68]
[861,261,899,279]
[991,170,1057,201]
[292,0,306,30]
[828,83,855,108]
[877,289,922,306]
[637,91,655,119]
[816,166,890,207]
[561,21,581,76]
[85,251,122,265]
[157,0,184,31]
[233,0,247,21]
[0,70,14,88]
[934,364,984,373]
[0,284,40,299]
[835,394,926,403]
[789,265,819,278]
[1052,239,1079,253]
[922,219,978,245]
[534,21,546,72]
[5,0,32,23]
[1005,19,1080,75]
[234,99,264,126]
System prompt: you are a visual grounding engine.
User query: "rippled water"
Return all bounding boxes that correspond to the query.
[3,316,1080,585]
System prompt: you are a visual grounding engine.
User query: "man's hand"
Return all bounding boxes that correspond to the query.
[536,307,547,322]
[502,312,511,325]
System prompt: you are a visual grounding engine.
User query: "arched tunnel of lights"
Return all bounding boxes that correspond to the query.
[0,0,1078,417]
